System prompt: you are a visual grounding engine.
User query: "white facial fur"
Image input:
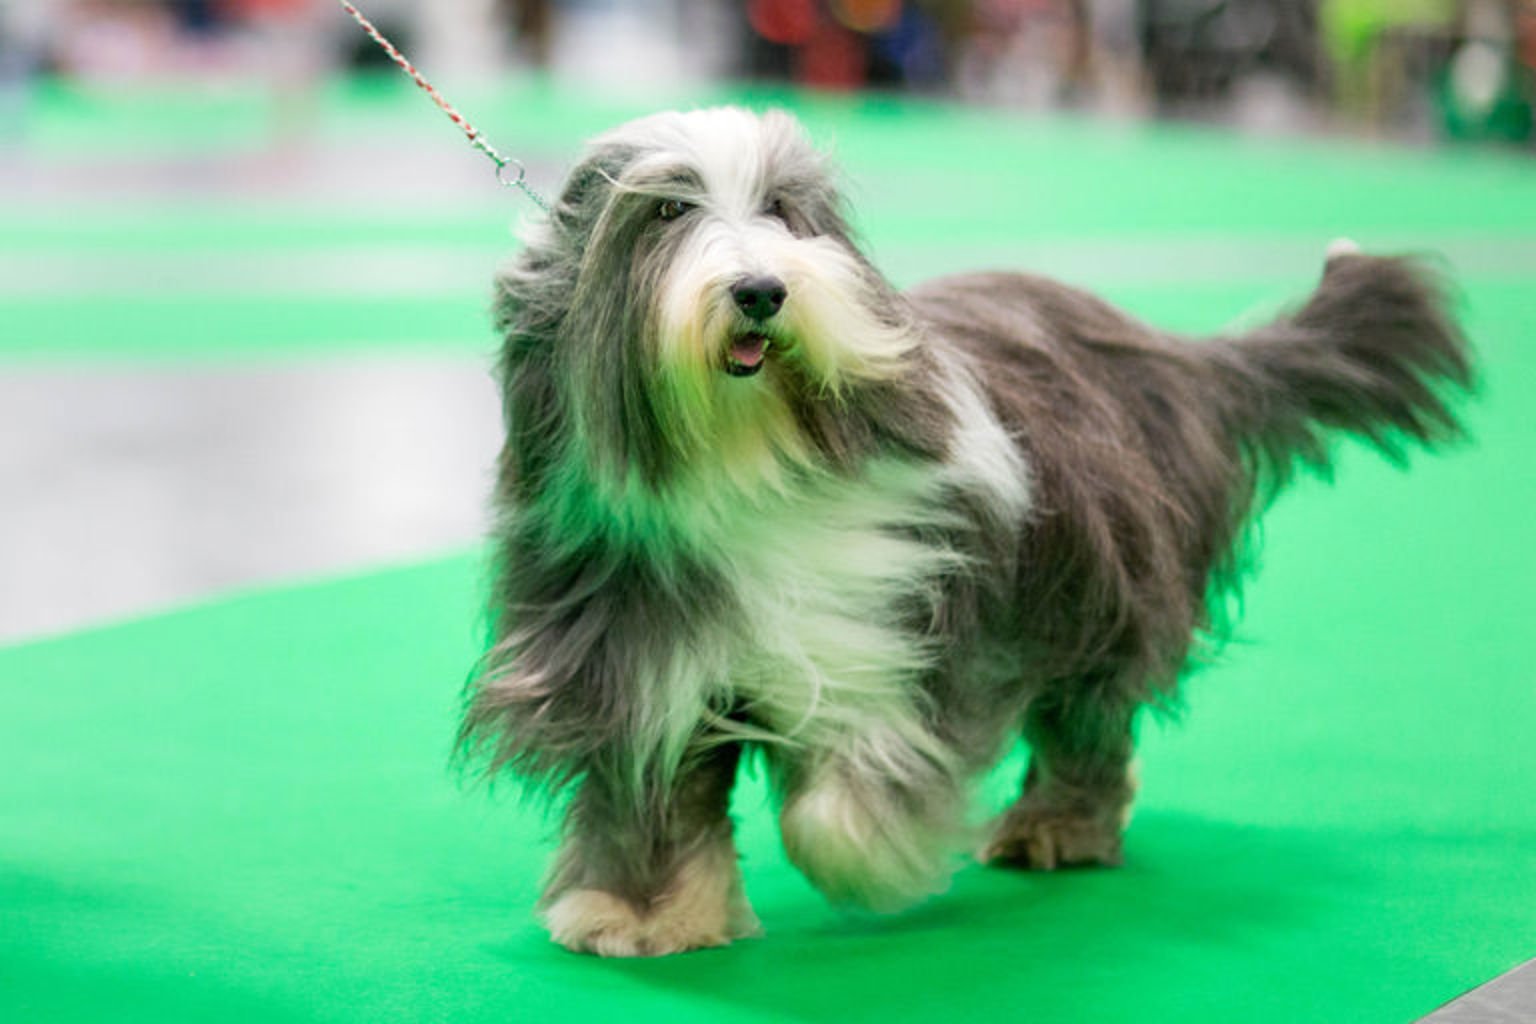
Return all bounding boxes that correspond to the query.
[596,109,920,489]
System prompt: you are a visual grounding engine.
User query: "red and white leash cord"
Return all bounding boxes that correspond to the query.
[335,1,550,210]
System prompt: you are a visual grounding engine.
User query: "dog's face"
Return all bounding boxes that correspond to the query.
[501,108,920,493]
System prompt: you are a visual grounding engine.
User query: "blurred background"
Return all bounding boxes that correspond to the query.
[7,0,1536,138]
[2,0,1534,643]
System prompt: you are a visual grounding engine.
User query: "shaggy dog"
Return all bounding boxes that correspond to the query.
[460,108,1473,957]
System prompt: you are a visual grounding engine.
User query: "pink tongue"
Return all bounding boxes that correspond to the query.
[731,334,767,368]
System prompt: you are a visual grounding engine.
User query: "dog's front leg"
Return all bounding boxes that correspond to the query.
[540,742,759,957]
[777,726,968,913]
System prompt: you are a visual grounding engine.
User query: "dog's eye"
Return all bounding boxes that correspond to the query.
[656,199,691,222]
[765,198,788,223]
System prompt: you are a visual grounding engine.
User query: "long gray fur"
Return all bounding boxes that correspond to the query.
[458,107,1473,955]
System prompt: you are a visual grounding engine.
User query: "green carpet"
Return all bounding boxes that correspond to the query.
[3,78,1534,1021]
[2,432,1532,1023]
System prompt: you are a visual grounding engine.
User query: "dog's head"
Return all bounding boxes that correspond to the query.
[497,108,922,495]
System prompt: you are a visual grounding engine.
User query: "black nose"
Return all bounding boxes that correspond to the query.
[731,275,787,322]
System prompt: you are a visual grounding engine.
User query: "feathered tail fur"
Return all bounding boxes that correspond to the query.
[1208,251,1475,492]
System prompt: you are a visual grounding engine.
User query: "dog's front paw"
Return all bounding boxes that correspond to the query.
[543,889,726,957]
[541,849,761,957]
[543,888,760,957]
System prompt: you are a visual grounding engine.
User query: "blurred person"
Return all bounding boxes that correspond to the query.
[222,0,328,143]
[0,0,53,137]
[226,0,326,62]
[1086,0,1146,112]
[737,0,1136,105]
[956,0,1087,107]
[959,0,1147,110]
[171,0,227,35]
[51,0,180,81]
[329,0,413,71]
[1,0,57,78]
[1045,0,1145,109]
[742,0,879,89]
[495,0,553,69]
[1321,0,1457,131]
[1520,0,1536,69]
[862,1,953,89]
[809,0,903,88]
[42,0,329,86]
[1323,0,1534,143]
[740,0,957,91]
[1057,0,1093,100]
[1139,0,1321,113]
[740,0,815,80]
[1439,0,1533,142]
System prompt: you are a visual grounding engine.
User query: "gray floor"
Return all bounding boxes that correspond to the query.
[1422,960,1536,1023]
[0,359,501,642]
[0,85,522,643]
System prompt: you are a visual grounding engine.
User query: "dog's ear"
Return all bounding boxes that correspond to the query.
[553,146,638,229]
[492,147,640,344]
[756,109,856,240]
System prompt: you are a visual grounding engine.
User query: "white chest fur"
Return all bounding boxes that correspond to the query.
[723,459,963,747]
[616,365,1030,787]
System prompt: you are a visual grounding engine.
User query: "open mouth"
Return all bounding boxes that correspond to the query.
[724,332,772,377]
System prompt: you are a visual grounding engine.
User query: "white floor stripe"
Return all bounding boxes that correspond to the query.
[2,236,1533,298]
[0,356,501,642]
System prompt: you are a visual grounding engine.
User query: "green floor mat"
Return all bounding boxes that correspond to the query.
[3,299,1534,1019]
[2,427,1533,1023]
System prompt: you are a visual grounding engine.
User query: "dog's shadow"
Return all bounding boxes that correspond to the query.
[583,812,1365,1023]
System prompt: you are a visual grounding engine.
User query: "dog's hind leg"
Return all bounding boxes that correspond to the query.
[982,687,1139,870]
[540,742,760,957]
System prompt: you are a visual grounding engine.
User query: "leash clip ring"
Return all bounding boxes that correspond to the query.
[496,158,528,190]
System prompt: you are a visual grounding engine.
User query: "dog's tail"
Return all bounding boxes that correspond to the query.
[1205,245,1475,493]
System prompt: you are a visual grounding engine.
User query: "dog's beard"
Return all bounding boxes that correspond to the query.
[647,216,917,491]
